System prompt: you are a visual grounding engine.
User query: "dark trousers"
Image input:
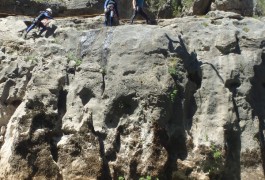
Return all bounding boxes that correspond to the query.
[38,22,47,35]
[26,21,46,35]
[130,6,149,24]
[104,4,119,26]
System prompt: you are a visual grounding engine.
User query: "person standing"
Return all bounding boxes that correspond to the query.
[130,0,150,24]
[104,0,120,26]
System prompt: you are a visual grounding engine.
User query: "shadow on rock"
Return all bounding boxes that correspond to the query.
[45,24,57,38]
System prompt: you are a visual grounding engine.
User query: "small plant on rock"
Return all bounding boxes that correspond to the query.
[139,175,158,180]
[167,58,178,77]
[243,27,249,32]
[168,66,177,76]
[75,59,82,66]
[66,52,82,66]
[24,55,38,64]
[207,143,224,178]
[211,144,222,161]
[118,176,125,180]
[170,88,178,103]
[202,22,209,27]
[101,67,107,76]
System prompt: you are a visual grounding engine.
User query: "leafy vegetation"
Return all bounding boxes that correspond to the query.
[139,175,159,180]
[201,143,224,178]
[172,0,194,16]
[167,58,178,76]
[202,22,209,27]
[243,27,249,33]
[170,88,178,103]
[211,144,222,161]
[256,0,265,16]
[66,52,82,66]
[146,0,194,17]
[118,176,125,180]
[24,55,38,64]
[168,66,177,76]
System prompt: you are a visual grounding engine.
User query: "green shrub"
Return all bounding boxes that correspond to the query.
[169,87,178,103]
[256,0,265,16]
[173,0,194,17]
[213,150,222,160]
[243,27,249,32]
[202,22,209,27]
[66,52,82,66]
[167,58,178,76]
[139,176,158,180]
[146,0,194,17]
[24,55,38,64]
[210,144,222,161]
[118,176,125,180]
[168,66,177,76]
[75,59,82,66]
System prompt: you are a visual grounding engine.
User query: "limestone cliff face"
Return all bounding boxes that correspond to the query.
[0,0,263,18]
[0,11,265,180]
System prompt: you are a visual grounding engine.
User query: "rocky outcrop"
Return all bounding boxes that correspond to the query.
[0,0,141,19]
[193,0,212,15]
[0,11,265,179]
[213,0,255,16]
[0,0,264,18]
[193,0,264,16]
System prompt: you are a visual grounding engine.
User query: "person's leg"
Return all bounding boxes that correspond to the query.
[26,22,36,33]
[114,4,119,18]
[139,7,150,24]
[105,11,108,26]
[38,23,47,36]
[105,10,111,26]
[130,8,138,24]
[24,22,36,38]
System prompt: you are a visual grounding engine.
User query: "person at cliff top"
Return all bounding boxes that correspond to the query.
[24,8,53,38]
[130,0,150,24]
[104,0,119,25]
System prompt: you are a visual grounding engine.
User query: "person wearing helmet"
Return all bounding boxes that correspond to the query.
[104,0,119,26]
[24,8,53,38]
[130,0,150,24]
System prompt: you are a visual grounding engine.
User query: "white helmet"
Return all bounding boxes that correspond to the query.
[46,8,52,14]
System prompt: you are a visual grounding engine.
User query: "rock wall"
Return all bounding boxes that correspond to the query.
[213,0,255,16]
[0,0,264,18]
[0,11,265,179]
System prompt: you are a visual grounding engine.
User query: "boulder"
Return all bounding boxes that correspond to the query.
[213,0,254,16]
[193,0,212,15]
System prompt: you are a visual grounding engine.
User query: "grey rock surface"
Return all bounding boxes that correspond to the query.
[0,13,265,179]
[214,0,254,16]
[0,0,263,18]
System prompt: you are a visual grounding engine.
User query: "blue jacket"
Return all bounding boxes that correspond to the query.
[104,0,116,9]
[136,0,144,7]
[35,11,53,22]
[104,0,119,17]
